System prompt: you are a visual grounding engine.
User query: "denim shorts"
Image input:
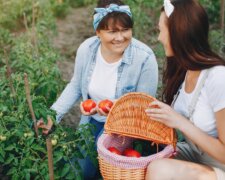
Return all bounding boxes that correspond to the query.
[175,139,225,180]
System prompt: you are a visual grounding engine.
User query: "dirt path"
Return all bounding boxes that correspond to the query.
[53,5,95,128]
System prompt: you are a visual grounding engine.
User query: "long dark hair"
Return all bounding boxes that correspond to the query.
[161,0,225,104]
[95,0,133,30]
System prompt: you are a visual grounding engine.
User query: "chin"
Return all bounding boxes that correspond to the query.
[165,51,174,57]
[113,46,126,52]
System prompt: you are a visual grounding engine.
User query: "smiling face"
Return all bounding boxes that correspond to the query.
[96,19,132,60]
[158,12,174,57]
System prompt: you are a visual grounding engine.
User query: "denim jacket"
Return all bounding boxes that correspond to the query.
[51,36,158,124]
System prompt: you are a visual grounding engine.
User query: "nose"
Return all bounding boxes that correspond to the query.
[114,31,124,41]
[157,34,161,43]
[157,33,160,41]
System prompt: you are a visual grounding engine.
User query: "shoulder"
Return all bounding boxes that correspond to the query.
[204,66,225,111]
[207,66,225,84]
[130,38,155,57]
[77,36,99,52]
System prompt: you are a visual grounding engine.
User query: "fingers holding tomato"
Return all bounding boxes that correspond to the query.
[82,99,96,112]
[98,99,113,115]
[80,99,114,116]
[96,106,109,116]
[80,99,97,115]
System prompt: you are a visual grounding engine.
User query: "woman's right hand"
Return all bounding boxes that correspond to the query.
[145,100,187,129]
[80,102,97,116]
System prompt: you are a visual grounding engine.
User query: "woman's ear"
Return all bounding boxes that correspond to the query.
[96,30,100,37]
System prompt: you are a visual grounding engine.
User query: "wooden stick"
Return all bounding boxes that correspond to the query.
[4,49,16,96]
[46,138,54,180]
[23,12,29,32]
[24,73,39,137]
[32,2,36,47]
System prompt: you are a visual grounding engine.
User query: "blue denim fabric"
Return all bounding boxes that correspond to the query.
[51,36,158,123]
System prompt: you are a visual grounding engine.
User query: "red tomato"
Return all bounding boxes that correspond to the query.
[98,99,113,113]
[108,147,122,155]
[123,148,141,158]
[82,99,96,112]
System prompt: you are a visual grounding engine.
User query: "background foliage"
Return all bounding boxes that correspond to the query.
[0,0,97,179]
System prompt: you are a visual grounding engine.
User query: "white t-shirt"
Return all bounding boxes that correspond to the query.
[173,66,225,137]
[88,46,121,122]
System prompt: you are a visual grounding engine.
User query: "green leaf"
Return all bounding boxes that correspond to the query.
[65,171,76,179]
[0,155,4,163]
[0,148,6,157]
[31,144,46,153]
[54,151,64,163]
[13,158,18,166]
[29,168,38,173]
[5,145,14,151]
[60,164,70,177]
[25,171,30,180]
[7,167,17,175]
[12,172,19,180]
[5,154,14,164]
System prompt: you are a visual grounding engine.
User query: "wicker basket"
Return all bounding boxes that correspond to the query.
[97,92,177,180]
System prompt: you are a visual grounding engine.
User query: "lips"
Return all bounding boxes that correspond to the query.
[112,42,124,48]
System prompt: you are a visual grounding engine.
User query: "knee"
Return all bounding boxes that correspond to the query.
[146,159,172,180]
[196,168,216,180]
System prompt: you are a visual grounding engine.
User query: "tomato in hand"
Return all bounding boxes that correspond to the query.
[98,99,113,113]
[108,147,122,155]
[123,148,141,158]
[82,99,96,112]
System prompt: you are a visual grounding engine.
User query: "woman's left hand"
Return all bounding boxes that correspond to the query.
[145,100,186,129]
[97,99,116,116]
[96,106,110,116]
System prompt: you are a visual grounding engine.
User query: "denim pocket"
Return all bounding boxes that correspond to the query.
[122,86,135,93]
[186,138,204,155]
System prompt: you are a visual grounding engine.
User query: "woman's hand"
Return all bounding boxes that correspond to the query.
[145,100,187,129]
[37,117,53,135]
[96,106,110,116]
[97,99,117,116]
[80,102,97,116]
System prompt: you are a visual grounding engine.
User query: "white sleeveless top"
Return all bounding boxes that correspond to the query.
[173,66,225,137]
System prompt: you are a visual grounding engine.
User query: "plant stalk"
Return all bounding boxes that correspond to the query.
[24,73,39,137]
[46,138,54,180]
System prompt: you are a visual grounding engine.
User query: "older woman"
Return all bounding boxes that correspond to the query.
[51,0,158,178]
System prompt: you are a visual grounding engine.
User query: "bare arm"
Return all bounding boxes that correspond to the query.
[146,101,225,164]
[180,108,225,163]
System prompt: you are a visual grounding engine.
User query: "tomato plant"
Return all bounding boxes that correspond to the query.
[0,2,97,179]
[98,99,113,113]
[82,99,96,112]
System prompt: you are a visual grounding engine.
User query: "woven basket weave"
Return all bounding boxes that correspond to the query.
[98,92,177,180]
[105,92,176,147]
[98,134,175,180]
